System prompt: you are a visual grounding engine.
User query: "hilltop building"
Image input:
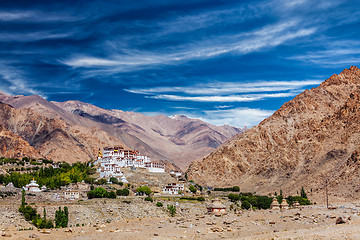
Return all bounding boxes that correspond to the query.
[95,146,165,177]
[162,183,184,195]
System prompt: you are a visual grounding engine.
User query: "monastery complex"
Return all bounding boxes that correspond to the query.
[95,146,165,179]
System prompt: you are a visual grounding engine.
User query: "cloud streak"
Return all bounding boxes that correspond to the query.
[193,107,275,127]
[126,80,322,95]
[62,20,316,72]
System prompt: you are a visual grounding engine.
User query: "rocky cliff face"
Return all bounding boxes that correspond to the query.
[0,122,42,159]
[0,102,123,163]
[187,66,360,199]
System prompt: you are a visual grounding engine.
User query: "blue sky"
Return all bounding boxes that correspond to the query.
[1,0,360,127]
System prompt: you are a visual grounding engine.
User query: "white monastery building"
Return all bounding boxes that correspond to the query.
[162,183,184,195]
[95,146,165,178]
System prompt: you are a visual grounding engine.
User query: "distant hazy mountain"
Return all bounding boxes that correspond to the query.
[0,92,244,170]
[187,66,360,199]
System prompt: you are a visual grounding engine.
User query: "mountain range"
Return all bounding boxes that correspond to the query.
[187,66,360,200]
[0,93,244,170]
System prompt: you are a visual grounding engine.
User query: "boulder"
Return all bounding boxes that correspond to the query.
[335,216,348,224]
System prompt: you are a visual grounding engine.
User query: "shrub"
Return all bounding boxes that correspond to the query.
[167,204,176,217]
[116,188,130,196]
[189,185,197,194]
[87,187,117,199]
[145,197,153,202]
[109,177,118,184]
[241,200,251,210]
[156,202,163,207]
[106,191,117,199]
[228,193,240,202]
[136,186,152,196]
[179,196,205,201]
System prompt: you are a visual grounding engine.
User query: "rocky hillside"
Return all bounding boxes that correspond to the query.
[52,101,244,169]
[0,93,243,170]
[0,102,123,163]
[187,66,360,199]
[0,122,42,159]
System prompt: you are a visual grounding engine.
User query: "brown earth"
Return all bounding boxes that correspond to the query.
[187,66,360,200]
[0,193,359,240]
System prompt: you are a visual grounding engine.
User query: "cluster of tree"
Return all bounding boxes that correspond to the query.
[87,187,116,199]
[136,186,152,196]
[55,207,69,228]
[19,190,54,229]
[0,157,54,166]
[0,161,95,189]
[180,196,205,201]
[228,192,273,210]
[116,188,130,196]
[275,187,311,206]
[214,186,240,192]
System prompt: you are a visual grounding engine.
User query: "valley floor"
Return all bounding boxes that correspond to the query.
[1,195,359,239]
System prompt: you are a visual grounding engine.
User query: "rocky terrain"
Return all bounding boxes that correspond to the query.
[0,192,359,239]
[0,123,42,159]
[0,92,243,169]
[187,66,360,200]
[0,102,123,163]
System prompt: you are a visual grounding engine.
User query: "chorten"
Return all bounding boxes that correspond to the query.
[270,198,280,210]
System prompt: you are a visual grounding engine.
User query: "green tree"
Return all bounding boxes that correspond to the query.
[109,177,118,184]
[136,186,152,196]
[167,204,176,217]
[228,193,240,202]
[241,200,251,210]
[189,185,197,194]
[300,187,307,199]
[116,188,129,196]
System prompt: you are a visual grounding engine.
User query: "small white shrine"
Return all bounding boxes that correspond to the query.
[23,178,42,192]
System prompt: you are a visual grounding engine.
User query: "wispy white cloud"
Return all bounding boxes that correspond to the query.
[0,31,74,42]
[141,107,274,128]
[126,80,322,95]
[0,10,83,22]
[62,20,316,72]
[192,107,275,127]
[148,92,300,102]
[0,63,43,96]
[287,41,360,66]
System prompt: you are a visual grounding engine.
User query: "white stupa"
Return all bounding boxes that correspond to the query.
[120,175,128,183]
[23,178,41,192]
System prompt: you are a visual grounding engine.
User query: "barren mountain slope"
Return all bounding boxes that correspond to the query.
[54,101,244,169]
[187,66,360,198]
[0,123,42,159]
[0,102,122,163]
